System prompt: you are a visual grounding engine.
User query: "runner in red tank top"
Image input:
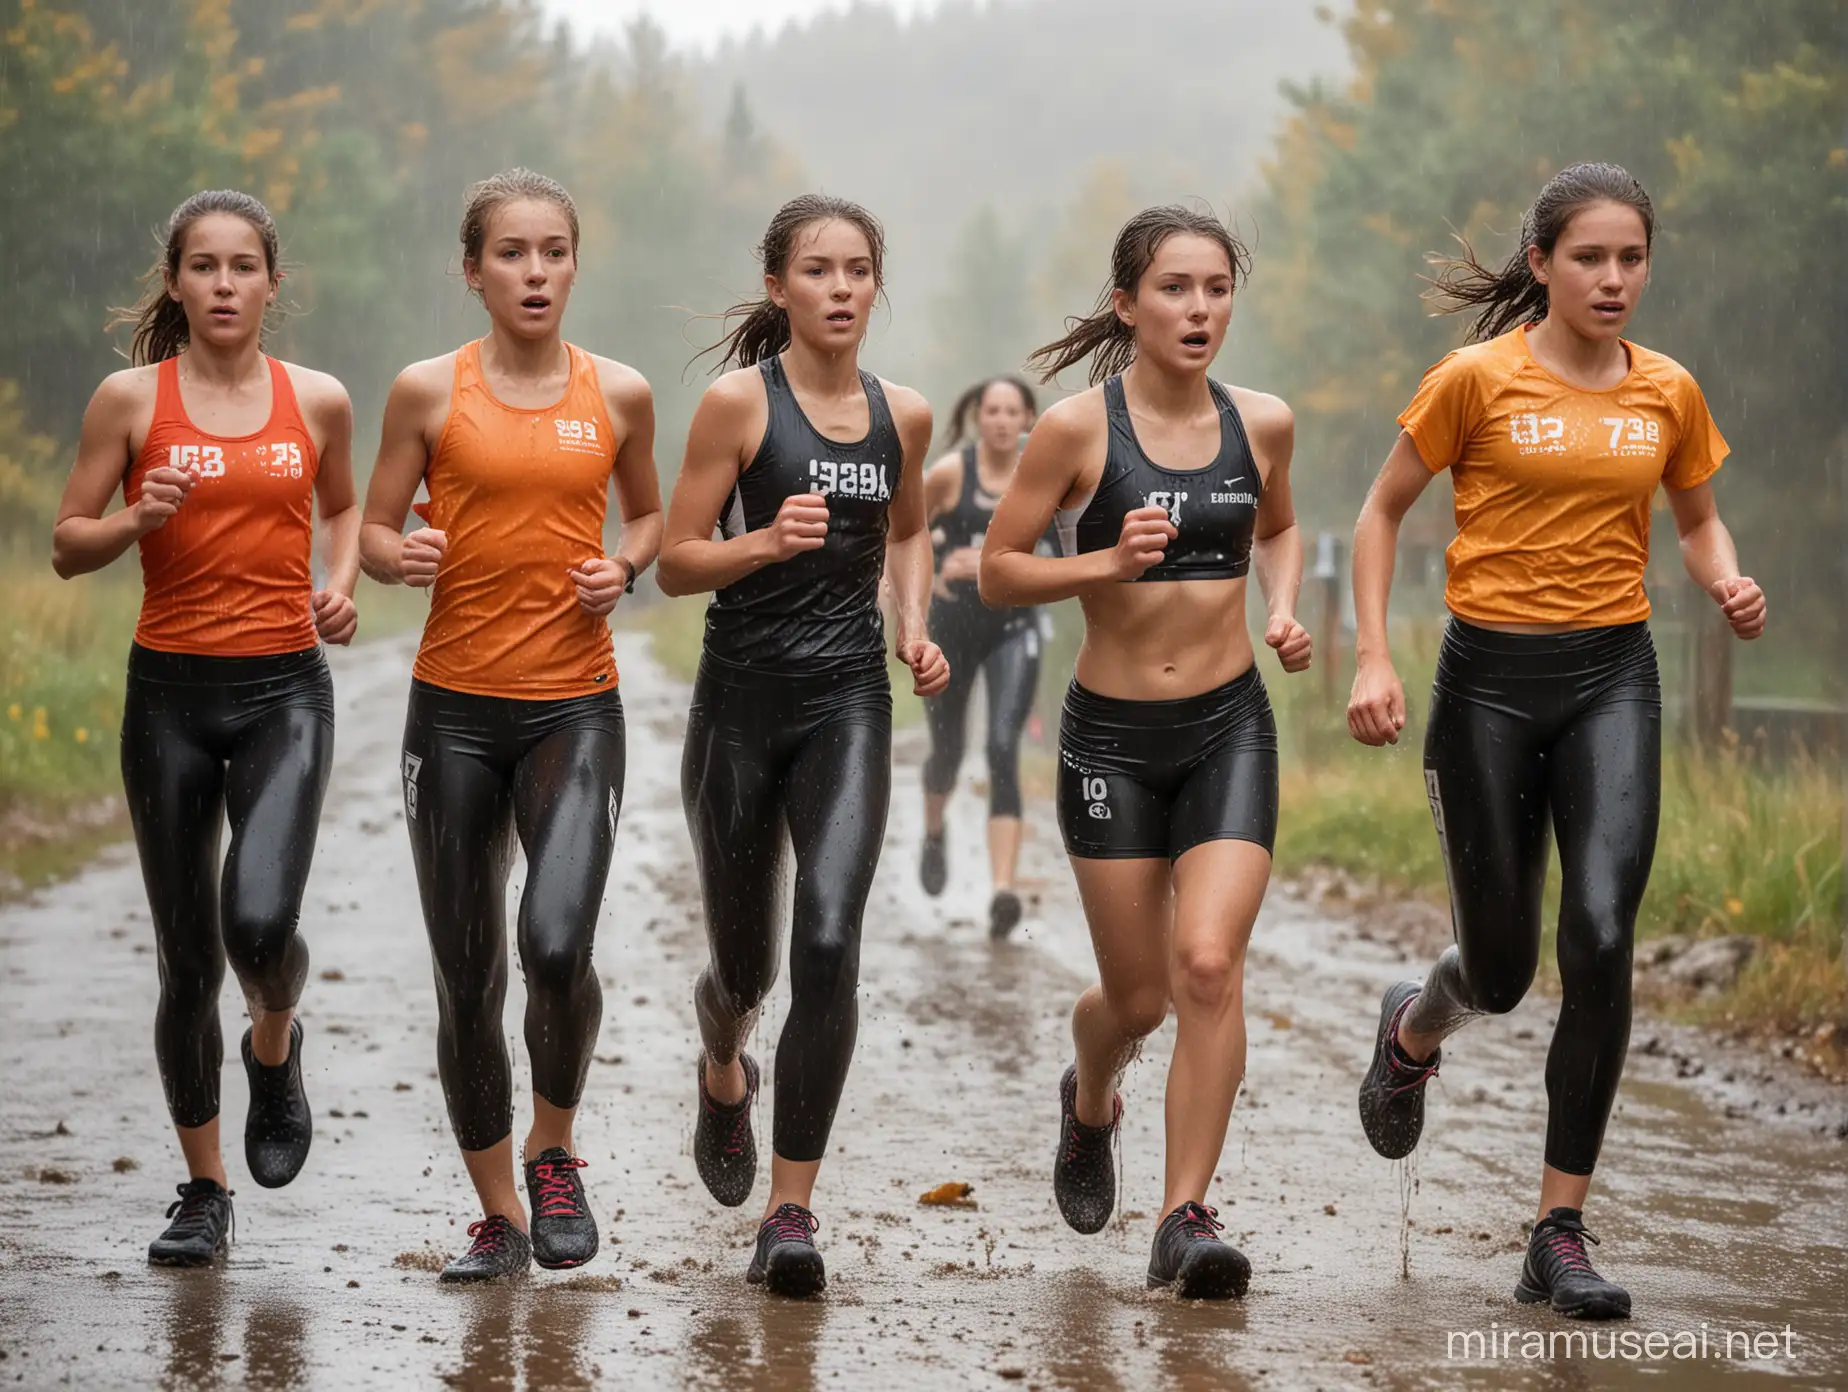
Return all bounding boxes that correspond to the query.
[51,190,360,1267]
[360,169,662,1283]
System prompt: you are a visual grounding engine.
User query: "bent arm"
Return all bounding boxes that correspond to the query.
[607,374,664,581]
[657,382,773,597]
[311,386,360,599]
[979,408,1116,605]
[51,379,144,578]
[883,390,937,649]
[1667,481,1741,592]
[1249,403,1302,627]
[358,372,434,586]
[1352,431,1436,665]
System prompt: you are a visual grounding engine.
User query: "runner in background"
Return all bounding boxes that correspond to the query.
[660,194,944,1297]
[918,375,1045,938]
[360,168,662,1284]
[52,189,360,1266]
[981,205,1311,1298]
[1348,162,1765,1320]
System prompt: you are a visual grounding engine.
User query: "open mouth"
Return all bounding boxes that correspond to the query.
[1592,301,1626,315]
[827,310,855,326]
[1182,331,1210,348]
[522,296,551,311]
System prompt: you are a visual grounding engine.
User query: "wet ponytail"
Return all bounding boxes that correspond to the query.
[106,189,282,366]
[1028,205,1249,386]
[1426,162,1654,342]
[695,193,887,373]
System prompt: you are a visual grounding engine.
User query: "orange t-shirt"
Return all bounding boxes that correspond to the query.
[412,340,620,699]
[1398,325,1728,626]
[127,356,319,656]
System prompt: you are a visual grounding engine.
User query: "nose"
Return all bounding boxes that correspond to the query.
[213,268,235,296]
[829,273,853,300]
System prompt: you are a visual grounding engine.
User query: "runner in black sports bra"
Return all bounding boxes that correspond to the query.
[918,376,1045,937]
[978,206,1310,1301]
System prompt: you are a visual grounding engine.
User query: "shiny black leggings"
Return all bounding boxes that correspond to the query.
[923,605,1040,819]
[402,681,624,1152]
[681,655,891,1163]
[121,644,333,1129]
[1405,620,1661,1176]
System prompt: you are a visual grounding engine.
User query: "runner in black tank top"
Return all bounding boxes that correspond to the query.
[659,196,942,1298]
[918,376,1045,937]
[981,207,1311,1299]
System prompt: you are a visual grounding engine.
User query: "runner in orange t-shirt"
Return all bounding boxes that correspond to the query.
[52,190,361,1267]
[359,168,662,1283]
[1346,164,1766,1320]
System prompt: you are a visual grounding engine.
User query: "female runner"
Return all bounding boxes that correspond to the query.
[918,375,1043,937]
[52,190,360,1265]
[659,194,944,1297]
[980,205,1311,1298]
[360,169,662,1283]
[1350,163,1763,1320]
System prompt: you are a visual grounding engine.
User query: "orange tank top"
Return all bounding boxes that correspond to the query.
[1398,325,1728,627]
[127,356,319,656]
[413,340,620,699]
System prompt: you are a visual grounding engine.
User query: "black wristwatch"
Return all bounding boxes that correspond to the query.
[614,556,637,594]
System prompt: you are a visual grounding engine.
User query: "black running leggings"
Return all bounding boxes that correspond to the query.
[1405,620,1661,1176]
[681,654,891,1162]
[922,603,1040,819]
[121,644,334,1129]
[401,681,625,1152]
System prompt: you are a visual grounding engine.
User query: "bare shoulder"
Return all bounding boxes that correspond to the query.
[925,448,968,481]
[391,352,458,407]
[586,353,652,415]
[1228,385,1293,455]
[278,361,353,427]
[700,364,767,415]
[89,364,158,417]
[879,380,933,437]
[1032,385,1107,445]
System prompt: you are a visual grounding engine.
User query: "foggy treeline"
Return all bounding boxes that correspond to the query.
[1,0,1842,676]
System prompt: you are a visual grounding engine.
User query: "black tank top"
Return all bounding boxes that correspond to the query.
[1056,376,1261,582]
[930,444,994,603]
[703,355,903,670]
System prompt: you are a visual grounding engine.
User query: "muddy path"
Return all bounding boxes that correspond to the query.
[0,634,1842,1391]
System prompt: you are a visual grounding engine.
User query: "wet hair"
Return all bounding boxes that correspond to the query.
[1426,162,1654,342]
[945,376,1038,448]
[698,194,887,372]
[108,190,282,366]
[1027,205,1251,386]
[459,167,580,289]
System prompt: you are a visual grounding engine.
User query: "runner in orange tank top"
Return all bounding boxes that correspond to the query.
[1345,164,1766,1321]
[51,190,361,1267]
[360,168,662,1284]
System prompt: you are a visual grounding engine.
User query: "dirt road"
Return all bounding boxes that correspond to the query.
[1,634,1842,1390]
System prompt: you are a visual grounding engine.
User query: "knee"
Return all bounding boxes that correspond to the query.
[790,927,860,1011]
[1558,909,1632,994]
[1172,943,1244,1014]
[158,943,224,1015]
[1106,985,1170,1040]
[222,901,303,988]
[520,925,596,1001]
[1459,966,1529,1016]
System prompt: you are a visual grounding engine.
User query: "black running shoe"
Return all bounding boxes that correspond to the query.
[920,830,947,897]
[242,1017,311,1189]
[694,1053,760,1207]
[147,1178,234,1267]
[1358,980,1440,1160]
[1147,1201,1251,1300]
[525,1147,598,1269]
[439,1215,533,1284]
[1515,1208,1632,1320]
[1053,1063,1120,1234]
[988,889,1023,940]
[746,1203,825,1297]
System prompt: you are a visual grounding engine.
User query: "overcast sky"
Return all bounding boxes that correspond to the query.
[537,0,946,52]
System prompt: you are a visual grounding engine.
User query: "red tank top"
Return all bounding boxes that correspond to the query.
[126,356,319,656]
[412,341,619,699]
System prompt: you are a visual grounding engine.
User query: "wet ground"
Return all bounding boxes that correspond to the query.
[0,634,1842,1391]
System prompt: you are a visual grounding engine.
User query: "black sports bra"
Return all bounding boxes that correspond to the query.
[1056,375,1262,582]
